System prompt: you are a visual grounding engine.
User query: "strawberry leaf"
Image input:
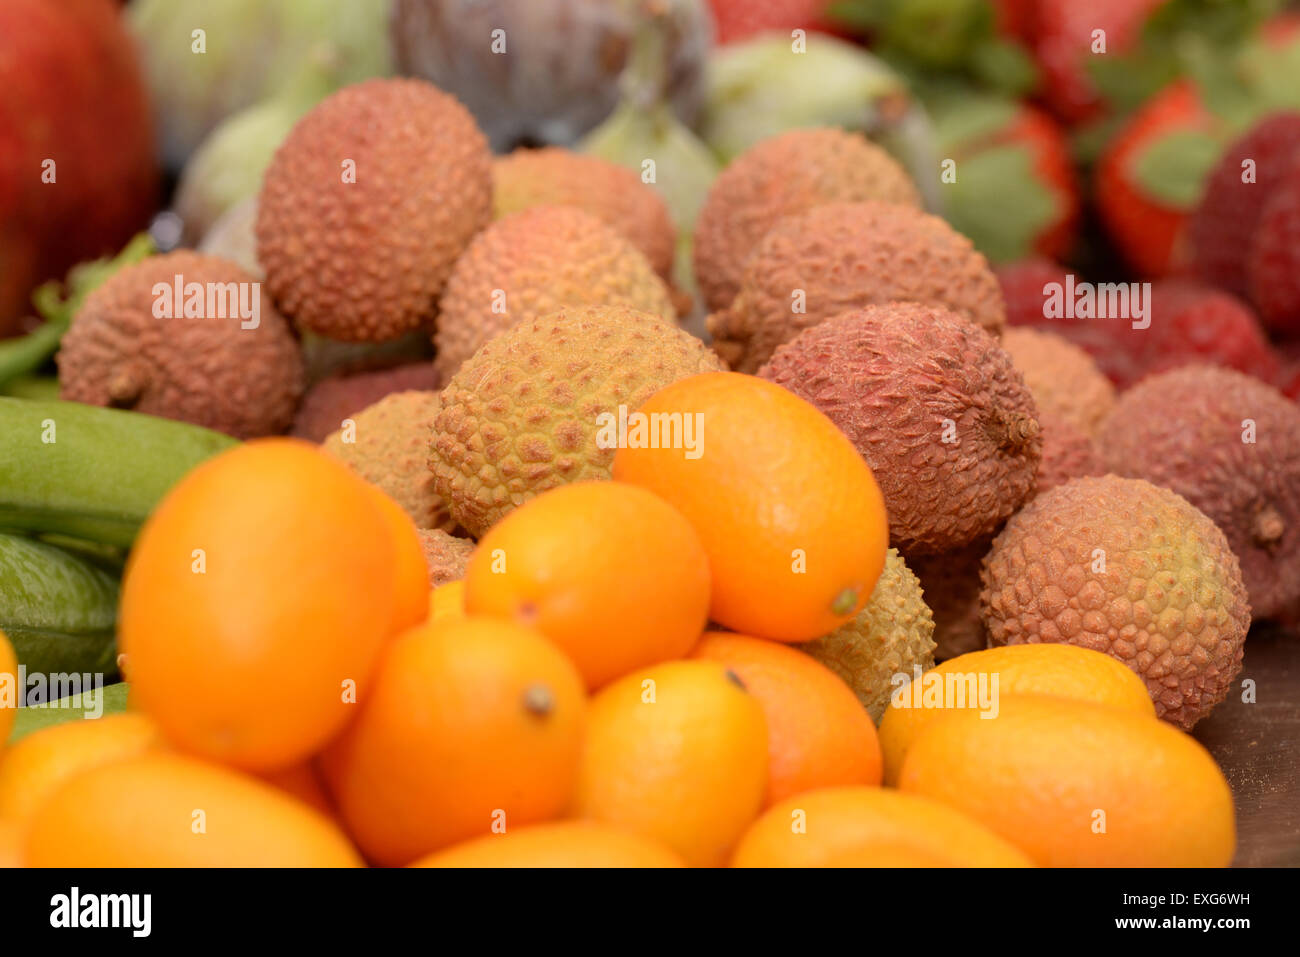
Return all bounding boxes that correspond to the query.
[1131,130,1224,207]
[942,143,1059,263]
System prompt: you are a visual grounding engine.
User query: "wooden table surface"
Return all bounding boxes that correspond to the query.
[1192,621,1299,867]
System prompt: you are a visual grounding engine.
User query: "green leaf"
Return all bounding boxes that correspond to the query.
[825,0,893,31]
[6,683,130,744]
[931,94,1019,151]
[1087,51,1181,115]
[0,234,155,391]
[882,0,988,68]
[942,143,1061,263]
[969,38,1040,97]
[1132,129,1225,207]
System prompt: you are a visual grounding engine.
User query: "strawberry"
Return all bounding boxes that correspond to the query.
[935,96,1079,262]
[1188,112,1300,297]
[989,0,1036,42]
[0,0,157,334]
[1093,81,1221,277]
[706,0,841,45]
[1033,0,1167,123]
[1247,165,1300,337]
[998,258,1074,327]
[1019,279,1280,389]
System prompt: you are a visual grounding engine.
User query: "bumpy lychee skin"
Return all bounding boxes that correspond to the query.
[1035,411,1106,495]
[57,251,303,439]
[1098,365,1300,620]
[433,206,675,380]
[759,303,1040,554]
[493,147,676,281]
[693,128,923,312]
[1002,327,1115,436]
[709,201,1005,373]
[417,528,474,587]
[322,391,452,532]
[430,305,723,537]
[908,541,991,662]
[257,78,492,343]
[292,362,440,443]
[982,475,1250,729]
[799,549,936,723]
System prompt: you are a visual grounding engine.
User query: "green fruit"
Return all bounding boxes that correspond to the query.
[174,98,310,243]
[392,0,710,151]
[129,0,391,168]
[0,398,237,548]
[0,534,118,678]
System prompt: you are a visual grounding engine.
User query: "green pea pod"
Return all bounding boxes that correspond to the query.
[0,398,237,548]
[0,533,119,678]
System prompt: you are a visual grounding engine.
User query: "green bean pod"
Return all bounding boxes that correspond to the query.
[0,533,119,678]
[0,398,237,548]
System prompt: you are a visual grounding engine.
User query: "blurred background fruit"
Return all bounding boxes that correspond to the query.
[129,0,391,169]
[698,33,940,208]
[391,0,710,151]
[0,0,157,335]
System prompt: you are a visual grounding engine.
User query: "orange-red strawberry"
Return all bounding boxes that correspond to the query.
[1094,81,1218,277]
[939,97,1079,262]
[1033,0,1167,123]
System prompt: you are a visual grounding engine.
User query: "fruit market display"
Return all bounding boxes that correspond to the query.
[2,0,1300,872]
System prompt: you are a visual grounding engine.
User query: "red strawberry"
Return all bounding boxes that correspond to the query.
[1024,279,1280,389]
[1094,81,1220,277]
[706,0,840,45]
[0,0,157,334]
[990,0,1037,43]
[997,258,1073,327]
[1012,105,1080,259]
[1033,0,1167,123]
[938,98,1079,262]
[1140,281,1280,385]
[1248,168,1300,337]
[1188,113,1300,297]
